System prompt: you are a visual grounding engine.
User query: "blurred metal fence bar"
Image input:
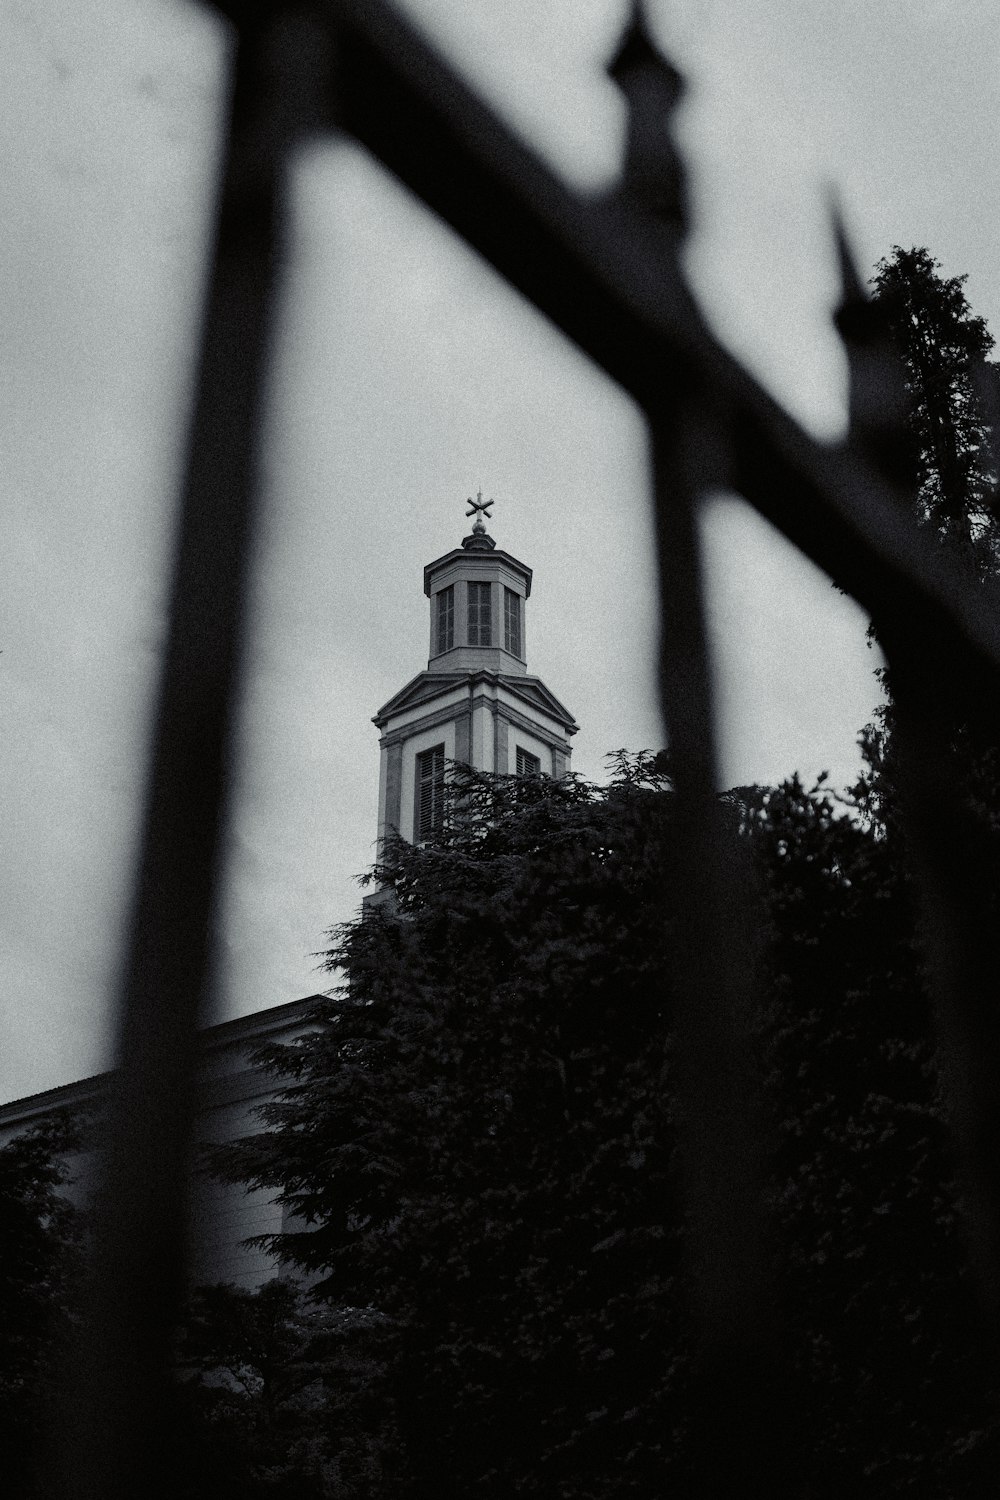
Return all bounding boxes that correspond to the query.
[58,12,330,1498]
[322,0,1000,678]
[887,649,1000,1321]
[651,397,790,1491]
[56,0,1000,1493]
[613,25,790,1482]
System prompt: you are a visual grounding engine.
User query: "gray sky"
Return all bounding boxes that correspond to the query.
[2,0,999,1099]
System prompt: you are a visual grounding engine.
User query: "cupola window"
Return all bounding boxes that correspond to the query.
[436,585,454,654]
[516,746,542,777]
[416,743,445,839]
[467,581,492,646]
[504,586,521,656]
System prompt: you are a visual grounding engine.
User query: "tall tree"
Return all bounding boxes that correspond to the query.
[857,250,1000,836]
[870,245,999,569]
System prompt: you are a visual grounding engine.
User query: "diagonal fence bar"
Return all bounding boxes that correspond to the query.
[53,11,331,1497]
[314,0,1000,685]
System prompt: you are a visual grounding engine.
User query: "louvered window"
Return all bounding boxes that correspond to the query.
[504,586,521,656]
[516,747,542,777]
[416,743,445,839]
[436,585,454,654]
[467,581,491,645]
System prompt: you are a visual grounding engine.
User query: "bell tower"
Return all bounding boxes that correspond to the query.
[373,495,578,844]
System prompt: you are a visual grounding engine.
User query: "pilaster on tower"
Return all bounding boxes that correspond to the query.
[372,497,578,846]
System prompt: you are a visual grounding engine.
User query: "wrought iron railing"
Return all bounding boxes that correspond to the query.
[51,2,1000,1495]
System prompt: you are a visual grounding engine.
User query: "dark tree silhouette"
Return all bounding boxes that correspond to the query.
[0,1115,84,1498]
[857,249,1000,836]
[213,757,688,1499]
[173,1279,387,1500]
[210,759,1000,1497]
[870,245,999,569]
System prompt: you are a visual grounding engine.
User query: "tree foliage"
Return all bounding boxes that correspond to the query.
[860,248,1000,833]
[213,758,1000,1496]
[0,1114,84,1497]
[173,1279,388,1499]
[870,245,999,568]
[215,757,688,1497]
[743,776,997,1495]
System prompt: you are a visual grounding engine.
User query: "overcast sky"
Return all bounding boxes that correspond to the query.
[2,0,999,1100]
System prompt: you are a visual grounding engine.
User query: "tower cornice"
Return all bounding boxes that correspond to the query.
[423,546,532,598]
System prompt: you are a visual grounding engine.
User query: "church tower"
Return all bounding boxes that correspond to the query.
[373,496,578,844]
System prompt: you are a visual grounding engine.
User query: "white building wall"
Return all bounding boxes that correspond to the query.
[190,1072,289,1288]
[472,700,493,771]
[376,738,389,841]
[189,1173,282,1290]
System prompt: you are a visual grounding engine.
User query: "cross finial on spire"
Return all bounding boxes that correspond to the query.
[461,489,498,551]
[466,489,494,522]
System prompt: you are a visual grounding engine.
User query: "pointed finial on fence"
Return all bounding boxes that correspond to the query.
[608,1,680,91]
[829,198,913,489]
[609,1,687,239]
[831,200,875,345]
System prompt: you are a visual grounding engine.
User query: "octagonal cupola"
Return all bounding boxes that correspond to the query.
[423,498,533,677]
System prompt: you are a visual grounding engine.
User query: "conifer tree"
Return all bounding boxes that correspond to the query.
[870,245,999,569]
[857,249,1000,835]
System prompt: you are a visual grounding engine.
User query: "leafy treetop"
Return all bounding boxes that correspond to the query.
[870,245,999,570]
